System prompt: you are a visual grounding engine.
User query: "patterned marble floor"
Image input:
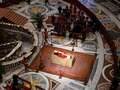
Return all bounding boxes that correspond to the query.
[95,0,120,27]
[2,0,120,90]
[82,0,120,90]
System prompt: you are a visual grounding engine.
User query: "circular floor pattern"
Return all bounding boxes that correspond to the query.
[20,72,49,90]
[26,3,48,16]
[97,82,111,90]
[102,64,114,82]
[29,5,46,14]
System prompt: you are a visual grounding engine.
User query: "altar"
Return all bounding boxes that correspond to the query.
[51,50,74,68]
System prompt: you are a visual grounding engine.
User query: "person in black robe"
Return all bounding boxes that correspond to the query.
[58,6,62,14]
[26,0,31,4]
[45,0,48,6]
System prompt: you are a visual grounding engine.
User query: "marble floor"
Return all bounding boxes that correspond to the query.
[0,0,120,90]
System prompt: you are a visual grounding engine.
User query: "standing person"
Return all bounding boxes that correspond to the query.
[26,0,31,4]
[0,63,5,83]
[31,13,44,31]
[92,16,101,32]
[12,75,19,90]
[58,6,62,14]
[44,28,48,44]
[84,17,89,28]
[6,80,12,90]
[79,11,85,20]
[45,0,48,6]
[59,70,62,79]
[81,30,86,43]
[84,16,91,33]
[110,75,119,90]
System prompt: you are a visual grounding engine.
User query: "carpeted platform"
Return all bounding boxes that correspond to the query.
[29,45,96,83]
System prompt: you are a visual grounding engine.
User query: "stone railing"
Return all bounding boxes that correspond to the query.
[2,52,32,65]
[0,41,22,62]
[0,22,39,66]
[0,22,32,35]
[23,22,39,47]
[0,19,40,82]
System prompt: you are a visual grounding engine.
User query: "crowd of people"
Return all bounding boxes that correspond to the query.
[50,4,99,42]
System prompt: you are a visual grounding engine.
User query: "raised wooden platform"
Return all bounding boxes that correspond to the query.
[29,45,96,83]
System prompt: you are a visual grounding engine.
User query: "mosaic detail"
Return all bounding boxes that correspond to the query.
[89,1,120,54]
[20,72,49,90]
[96,0,120,21]
[105,55,114,64]
[19,2,49,18]
[29,5,46,14]
[97,82,111,90]
[102,64,113,82]
[96,13,115,30]
[99,1,120,15]
[47,77,60,90]
[103,23,115,30]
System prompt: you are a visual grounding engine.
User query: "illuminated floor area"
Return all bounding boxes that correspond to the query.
[0,0,120,90]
